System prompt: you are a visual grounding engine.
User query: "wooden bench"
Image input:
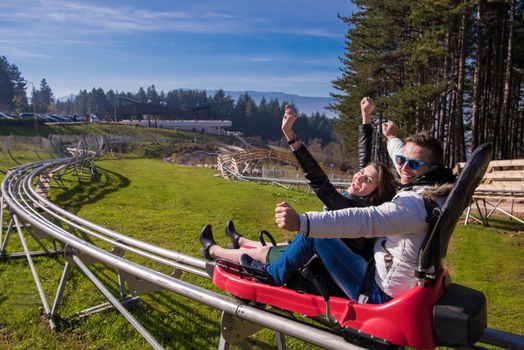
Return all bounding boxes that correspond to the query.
[454,159,524,225]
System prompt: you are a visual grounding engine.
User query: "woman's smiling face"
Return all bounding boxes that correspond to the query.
[348,165,379,197]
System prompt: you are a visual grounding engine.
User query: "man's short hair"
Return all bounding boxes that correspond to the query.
[405,131,444,165]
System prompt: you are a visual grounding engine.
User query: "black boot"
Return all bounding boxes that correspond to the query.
[199,224,217,260]
[225,220,242,249]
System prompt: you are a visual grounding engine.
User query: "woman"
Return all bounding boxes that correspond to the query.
[224,98,392,261]
[200,98,396,303]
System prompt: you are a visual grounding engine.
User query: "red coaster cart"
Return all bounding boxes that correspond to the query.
[206,144,493,349]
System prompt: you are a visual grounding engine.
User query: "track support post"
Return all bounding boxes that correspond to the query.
[219,311,287,350]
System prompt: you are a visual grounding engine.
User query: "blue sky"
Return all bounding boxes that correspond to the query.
[1,0,355,99]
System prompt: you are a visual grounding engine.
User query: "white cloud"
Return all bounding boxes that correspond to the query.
[231,54,337,66]
[2,1,240,34]
[133,10,192,20]
[2,0,342,37]
[203,12,235,19]
[0,46,51,60]
[2,1,346,98]
[249,57,270,62]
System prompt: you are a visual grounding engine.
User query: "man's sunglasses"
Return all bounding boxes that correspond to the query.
[395,154,433,170]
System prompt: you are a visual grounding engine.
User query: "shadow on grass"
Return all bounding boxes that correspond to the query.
[133,290,277,349]
[466,216,524,232]
[488,218,524,232]
[52,166,130,214]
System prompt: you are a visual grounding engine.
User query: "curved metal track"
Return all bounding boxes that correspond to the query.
[217,147,353,188]
[0,140,363,350]
[1,138,522,349]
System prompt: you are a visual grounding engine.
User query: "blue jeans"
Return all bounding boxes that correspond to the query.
[267,234,391,304]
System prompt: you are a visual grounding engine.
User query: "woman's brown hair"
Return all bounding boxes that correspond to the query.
[365,161,396,206]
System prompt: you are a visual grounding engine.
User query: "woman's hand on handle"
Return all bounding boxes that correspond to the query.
[275,201,300,232]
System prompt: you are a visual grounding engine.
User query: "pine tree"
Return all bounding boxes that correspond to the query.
[136,87,147,103]
[146,84,160,104]
[0,56,28,112]
[32,78,54,113]
[333,0,523,163]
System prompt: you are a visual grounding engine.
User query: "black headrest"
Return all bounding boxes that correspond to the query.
[419,143,493,272]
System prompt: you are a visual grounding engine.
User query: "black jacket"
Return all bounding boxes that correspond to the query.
[292,124,374,261]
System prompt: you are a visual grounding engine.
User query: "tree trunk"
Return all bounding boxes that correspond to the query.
[491,3,506,158]
[500,0,515,159]
[438,31,451,152]
[471,0,484,151]
[453,0,468,163]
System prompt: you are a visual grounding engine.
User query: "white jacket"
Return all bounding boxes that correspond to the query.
[298,136,439,298]
[299,188,429,298]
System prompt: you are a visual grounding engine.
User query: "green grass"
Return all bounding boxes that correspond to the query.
[445,219,524,332]
[0,157,522,349]
[0,158,322,349]
[0,120,229,143]
[0,122,243,169]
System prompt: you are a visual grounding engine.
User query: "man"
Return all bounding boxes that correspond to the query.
[382,120,454,187]
[271,129,454,302]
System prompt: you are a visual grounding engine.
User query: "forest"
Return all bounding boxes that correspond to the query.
[54,87,335,144]
[332,0,524,163]
[0,56,334,145]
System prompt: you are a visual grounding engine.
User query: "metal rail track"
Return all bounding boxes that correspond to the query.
[1,140,522,349]
[217,147,353,188]
[0,143,365,349]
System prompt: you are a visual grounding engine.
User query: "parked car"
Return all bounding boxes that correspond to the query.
[0,111,14,120]
[19,112,39,119]
[46,115,67,122]
[19,112,54,122]
[51,115,70,122]
[40,114,58,122]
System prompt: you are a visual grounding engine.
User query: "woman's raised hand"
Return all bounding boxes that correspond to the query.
[361,97,374,124]
[282,105,298,140]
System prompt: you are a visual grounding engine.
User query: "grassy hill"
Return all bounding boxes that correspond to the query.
[0,157,522,349]
[0,120,249,170]
[0,120,275,165]
[0,119,229,141]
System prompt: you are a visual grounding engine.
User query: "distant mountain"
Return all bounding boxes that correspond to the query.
[207,90,337,119]
[58,90,338,118]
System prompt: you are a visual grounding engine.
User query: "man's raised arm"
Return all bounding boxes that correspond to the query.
[382,120,404,175]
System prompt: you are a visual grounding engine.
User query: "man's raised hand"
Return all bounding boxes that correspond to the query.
[382,120,397,140]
